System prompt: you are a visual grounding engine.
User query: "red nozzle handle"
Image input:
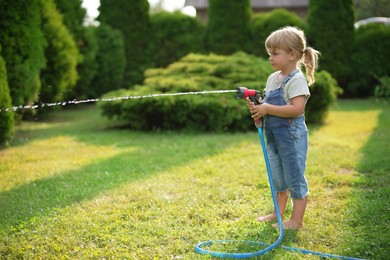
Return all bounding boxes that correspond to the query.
[236,87,261,105]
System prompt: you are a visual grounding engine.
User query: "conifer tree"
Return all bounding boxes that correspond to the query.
[39,0,79,103]
[204,0,252,55]
[98,0,150,88]
[0,47,14,147]
[307,0,355,87]
[0,0,45,107]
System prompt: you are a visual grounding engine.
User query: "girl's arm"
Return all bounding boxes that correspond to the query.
[247,95,306,119]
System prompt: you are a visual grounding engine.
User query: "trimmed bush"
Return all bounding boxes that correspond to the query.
[99,52,339,132]
[0,48,14,147]
[306,71,343,124]
[348,23,390,97]
[249,9,306,57]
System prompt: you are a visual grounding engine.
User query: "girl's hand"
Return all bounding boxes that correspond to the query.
[246,97,267,120]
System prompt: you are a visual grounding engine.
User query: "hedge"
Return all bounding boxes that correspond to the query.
[99,52,340,132]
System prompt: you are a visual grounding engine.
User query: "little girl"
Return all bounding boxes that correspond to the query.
[247,26,320,230]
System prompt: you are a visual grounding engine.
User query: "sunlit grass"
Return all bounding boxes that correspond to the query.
[0,136,127,192]
[0,100,388,259]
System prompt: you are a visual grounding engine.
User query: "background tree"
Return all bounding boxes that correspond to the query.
[147,11,204,68]
[354,0,390,20]
[89,23,126,98]
[54,0,99,100]
[98,0,150,88]
[54,0,86,40]
[0,0,45,108]
[0,47,14,147]
[348,23,390,96]
[307,0,355,90]
[204,0,252,55]
[68,26,99,100]
[39,0,79,103]
[249,9,306,57]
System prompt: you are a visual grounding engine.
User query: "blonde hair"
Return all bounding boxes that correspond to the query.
[265,26,320,86]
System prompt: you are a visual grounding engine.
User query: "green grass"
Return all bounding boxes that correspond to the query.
[0,100,389,259]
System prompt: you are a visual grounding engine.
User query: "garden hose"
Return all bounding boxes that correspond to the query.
[195,90,364,259]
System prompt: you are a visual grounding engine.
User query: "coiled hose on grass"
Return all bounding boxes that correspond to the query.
[195,127,364,259]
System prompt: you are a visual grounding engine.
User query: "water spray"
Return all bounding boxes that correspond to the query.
[0,89,237,113]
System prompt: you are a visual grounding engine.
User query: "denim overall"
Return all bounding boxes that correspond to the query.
[263,70,309,199]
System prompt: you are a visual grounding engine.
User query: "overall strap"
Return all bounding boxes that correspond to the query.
[281,69,299,87]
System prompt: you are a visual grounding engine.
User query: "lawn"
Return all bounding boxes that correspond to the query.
[0,99,389,259]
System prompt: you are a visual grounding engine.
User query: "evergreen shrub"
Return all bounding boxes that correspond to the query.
[204,0,252,54]
[307,0,355,89]
[249,9,306,57]
[98,0,150,87]
[374,76,390,100]
[306,71,342,124]
[40,0,79,103]
[0,49,14,147]
[89,23,126,98]
[0,0,45,107]
[348,23,390,97]
[147,11,204,68]
[99,52,340,131]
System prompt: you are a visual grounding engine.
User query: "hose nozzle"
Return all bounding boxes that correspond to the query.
[236,87,261,105]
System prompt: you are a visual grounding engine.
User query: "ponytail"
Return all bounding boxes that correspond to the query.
[302,47,321,86]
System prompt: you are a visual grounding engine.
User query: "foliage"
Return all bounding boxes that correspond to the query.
[99,52,272,132]
[89,23,126,98]
[39,0,79,103]
[69,26,99,99]
[99,52,339,131]
[54,0,99,101]
[0,48,14,147]
[348,23,390,97]
[204,0,252,54]
[374,76,390,100]
[306,71,343,124]
[0,100,389,259]
[0,0,45,107]
[147,11,205,68]
[307,0,355,89]
[98,0,150,88]
[354,0,390,20]
[54,0,86,40]
[249,9,306,57]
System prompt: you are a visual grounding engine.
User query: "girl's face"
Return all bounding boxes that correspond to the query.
[267,48,294,72]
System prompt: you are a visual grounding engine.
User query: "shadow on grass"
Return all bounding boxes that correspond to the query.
[0,106,252,233]
[342,102,390,259]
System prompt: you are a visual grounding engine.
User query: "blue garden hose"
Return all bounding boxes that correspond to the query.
[195,126,364,259]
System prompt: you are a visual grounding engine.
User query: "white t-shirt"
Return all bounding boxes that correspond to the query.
[265,70,310,105]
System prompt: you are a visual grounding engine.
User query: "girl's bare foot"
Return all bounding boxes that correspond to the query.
[272,219,303,230]
[256,214,277,222]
